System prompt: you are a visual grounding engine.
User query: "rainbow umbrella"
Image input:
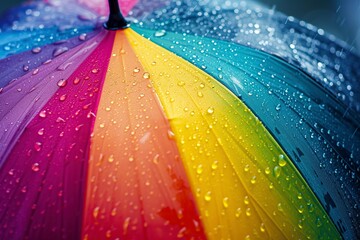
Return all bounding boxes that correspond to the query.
[0,0,359,239]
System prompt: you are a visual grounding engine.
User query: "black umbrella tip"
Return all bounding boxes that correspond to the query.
[104,0,130,30]
[103,15,130,30]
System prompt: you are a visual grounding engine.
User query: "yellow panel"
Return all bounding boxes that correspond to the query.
[126,29,340,240]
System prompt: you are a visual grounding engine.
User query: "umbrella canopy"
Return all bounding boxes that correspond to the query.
[0,0,359,239]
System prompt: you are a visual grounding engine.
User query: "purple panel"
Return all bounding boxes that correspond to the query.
[0,30,99,88]
[0,30,107,165]
[0,30,115,240]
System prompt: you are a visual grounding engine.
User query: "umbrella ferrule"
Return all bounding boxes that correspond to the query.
[104,0,130,30]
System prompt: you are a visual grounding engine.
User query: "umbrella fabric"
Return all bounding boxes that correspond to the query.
[0,0,359,239]
[134,26,360,239]
[131,0,360,112]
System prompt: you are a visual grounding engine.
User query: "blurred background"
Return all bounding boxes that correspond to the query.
[255,0,360,51]
[1,0,359,51]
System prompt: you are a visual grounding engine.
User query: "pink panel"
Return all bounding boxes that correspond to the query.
[0,31,115,240]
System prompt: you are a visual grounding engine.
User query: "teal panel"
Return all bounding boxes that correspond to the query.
[133,26,360,239]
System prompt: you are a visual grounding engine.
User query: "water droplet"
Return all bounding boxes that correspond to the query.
[32,68,39,75]
[196,164,203,174]
[79,33,87,41]
[250,176,257,184]
[274,166,281,178]
[8,169,14,175]
[32,47,41,54]
[244,164,250,172]
[298,219,303,229]
[245,208,251,216]
[177,81,185,86]
[99,123,105,128]
[265,167,271,174]
[53,47,69,57]
[316,217,322,227]
[75,124,84,131]
[32,163,40,172]
[34,142,42,152]
[167,130,175,139]
[176,209,184,220]
[129,156,134,162]
[57,62,73,71]
[56,117,66,123]
[43,59,52,65]
[39,110,46,118]
[91,69,99,74]
[308,203,314,213]
[23,65,29,71]
[298,205,304,214]
[297,193,303,200]
[106,230,111,238]
[277,203,283,212]
[123,217,130,235]
[211,161,218,170]
[133,67,140,73]
[59,94,67,101]
[143,72,150,79]
[177,227,186,238]
[149,154,159,165]
[197,91,204,97]
[204,191,212,202]
[235,208,242,217]
[93,207,100,218]
[38,128,44,136]
[154,30,166,37]
[108,155,114,163]
[244,196,250,205]
[260,223,266,232]
[278,154,286,167]
[207,107,214,114]
[57,79,67,87]
[73,77,80,85]
[223,197,229,208]
[111,208,117,216]
[275,104,281,111]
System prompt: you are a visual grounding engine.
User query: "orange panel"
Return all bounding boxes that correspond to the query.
[81,30,206,240]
